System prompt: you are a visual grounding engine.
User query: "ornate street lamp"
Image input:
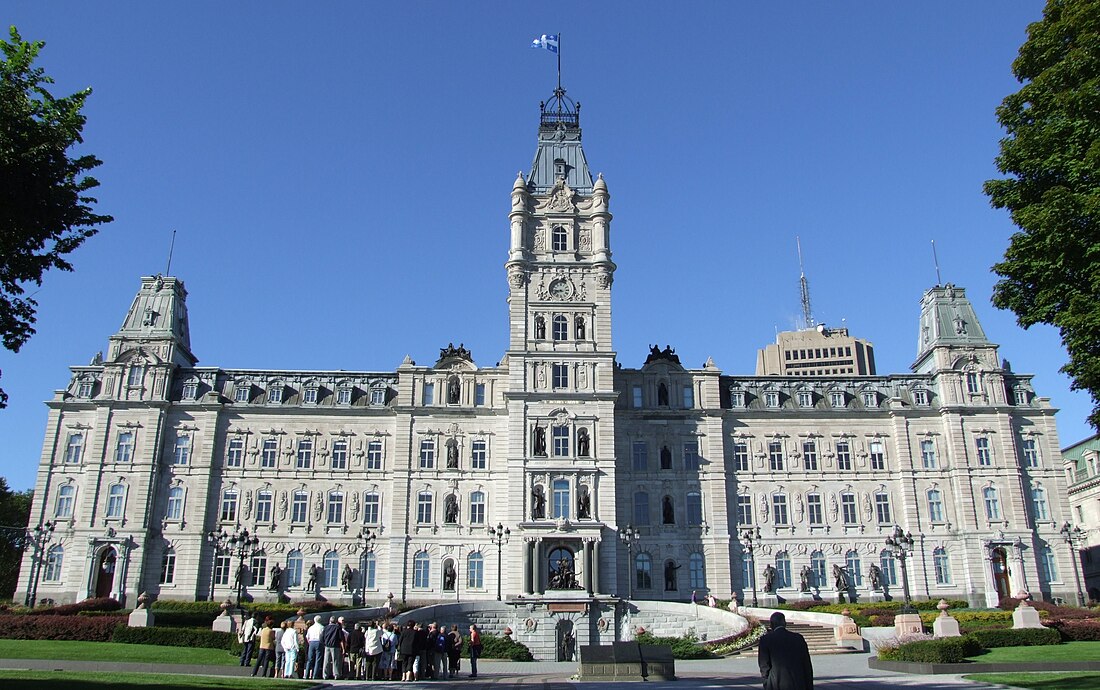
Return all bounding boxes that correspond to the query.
[488,523,510,601]
[207,527,260,614]
[357,529,377,606]
[741,526,761,607]
[1060,522,1086,607]
[885,526,916,613]
[24,521,56,607]
[618,524,640,600]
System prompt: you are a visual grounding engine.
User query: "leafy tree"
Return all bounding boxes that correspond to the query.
[0,26,112,408]
[985,0,1100,427]
[0,477,32,599]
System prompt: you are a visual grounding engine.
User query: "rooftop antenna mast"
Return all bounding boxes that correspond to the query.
[931,239,942,286]
[165,229,177,276]
[797,236,814,329]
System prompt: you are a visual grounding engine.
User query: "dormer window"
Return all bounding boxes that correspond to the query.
[1014,388,1029,406]
[966,371,980,395]
[127,364,144,387]
[370,386,386,406]
[303,387,318,404]
[829,391,846,408]
[797,391,813,408]
[336,388,352,405]
[267,386,283,404]
[913,389,929,406]
[862,391,878,408]
[730,390,746,408]
[764,391,781,408]
[554,158,567,179]
[182,381,198,400]
[234,384,250,403]
[552,226,568,251]
[77,380,94,398]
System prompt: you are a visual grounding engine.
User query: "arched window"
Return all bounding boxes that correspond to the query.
[166,487,184,521]
[467,552,484,589]
[775,551,791,589]
[926,489,944,523]
[105,484,126,519]
[983,487,1002,520]
[363,552,377,590]
[286,550,303,587]
[552,226,567,251]
[689,553,706,589]
[635,553,653,590]
[413,551,430,589]
[322,550,340,588]
[1040,545,1058,583]
[469,491,486,525]
[879,549,896,587]
[810,550,826,588]
[933,547,951,585]
[1031,486,1049,521]
[160,548,176,584]
[845,550,863,587]
[44,545,64,581]
[552,314,568,341]
[55,484,75,518]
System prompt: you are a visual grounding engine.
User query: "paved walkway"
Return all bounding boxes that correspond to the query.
[0,653,1011,688]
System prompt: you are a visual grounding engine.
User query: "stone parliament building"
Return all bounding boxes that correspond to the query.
[18,90,1074,612]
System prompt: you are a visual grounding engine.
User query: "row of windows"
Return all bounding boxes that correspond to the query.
[421,381,488,407]
[633,552,706,590]
[234,382,389,406]
[631,491,705,526]
[732,439,887,473]
[630,442,702,472]
[629,383,695,409]
[741,548,953,589]
[784,346,855,361]
[533,313,588,342]
[733,491,893,527]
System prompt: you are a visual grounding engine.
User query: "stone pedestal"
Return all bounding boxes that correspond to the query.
[835,613,863,650]
[579,642,675,681]
[867,592,886,603]
[212,610,239,633]
[932,613,960,638]
[893,613,923,637]
[1012,602,1043,629]
[759,594,779,608]
[127,607,154,628]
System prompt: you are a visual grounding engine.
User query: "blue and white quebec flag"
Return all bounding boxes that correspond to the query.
[530,34,559,53]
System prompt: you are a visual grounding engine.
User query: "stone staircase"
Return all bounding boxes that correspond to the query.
[787,623,859,655]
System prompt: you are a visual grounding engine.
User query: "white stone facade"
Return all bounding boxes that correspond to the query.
[17,95,1075,610]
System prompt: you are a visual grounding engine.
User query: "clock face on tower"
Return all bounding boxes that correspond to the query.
[549,279,571,300]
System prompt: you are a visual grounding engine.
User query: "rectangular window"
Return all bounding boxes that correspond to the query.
[304,387,318,404]
[634,492,651,525]
[552,363,569,389]
[1015,389,1029,405]
[363,493,380,524]
[469,492,486,524]
[984,489,1001,520]
[797,391,813,408]
[235,385,250,402]
[768,441,784,471]
[683,442,700,471]
[370,387,386,405]
[1021,438,1039,467]
[256,491,273,523]
[731,390,746,408]
[552,425,569,457]
[552,480,570,520]
[863,392,878,408]
[736,494,753,525]
[913,389,929,406]
[420,439,435,469]
[830,391,845,408]
[250,555,267,587]
[226,438,244,468]
[417,493,433,523]
[268,387,282,403]
[127,365,144,387]
[683,385,694,409]
[331,440,348,469]
[927,491,945,523]
[802,441,818,471]
[841,493,857,525]
[256,438,274,468]
[291,491,308,523]
[220,490,238,522]
[836,441,852,471]
[327,492,344,524]
[772,494,789,525]
[55,485,75,518]
[213,554,231,586]
[734,442,750,472]
[423,382,434,406]
[172,436,190,466]
[920,439,937,469]
[296,438,313,469]
[765,391,780,408]
[336,388,352,405]
[366,441,383,470]
[976,437,992,466]
[63,434,84,464]
[869,441,886,471]
[807,493,823,525]
[686,493,703,526]
[966,372,980,394]
[160,552,176,584]
[471,440,487,469]
[632,441,648,471]
[875,493,891,524]
[632,386,643,408]
[475,383,486,406]
[115,432,134,463]
[105,485,125,519]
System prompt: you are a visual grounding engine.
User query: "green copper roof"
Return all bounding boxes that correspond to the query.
[528,88,593,195]
[1063,433,1100,481]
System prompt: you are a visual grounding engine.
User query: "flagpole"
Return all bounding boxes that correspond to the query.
[557,33,562,93]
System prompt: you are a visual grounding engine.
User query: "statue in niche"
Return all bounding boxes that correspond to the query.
[549,555,578,589]
[664,560,682,591]
[799,565,812,592]
[832,564,849,591]
[306,563,320,591]
[660,445,672,470]
[577,488,591,519]
[443,562,457,591]
[762,564,777,593]
[269,563,283,592]
[575,316,586,340]
[447,442,459,469]
[535,315,546,340]
[533,426,547,456]
[444,494,459,524]
[341,564,353,592]
[658,382,669,407]
[532,486,546,519]
[868,564,883,591]
[448,378,460,405]
[662,495,675,524]
[954,315,968,335]
[577,428,590,457]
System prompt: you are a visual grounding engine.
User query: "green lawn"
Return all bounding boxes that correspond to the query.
[963,672,1100,690]
[0,671,309,690]
[0,639,237,666]
[969,642,1100,664]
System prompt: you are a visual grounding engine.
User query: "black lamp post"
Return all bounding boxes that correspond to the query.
[207,527,260,614]
[24,521,56,607]
[886,526,916,614]
[357,529,376,606]
[488,522,510,601]
[1060,522,1086,607]
[741,526,761,607]
[618,524,640,600]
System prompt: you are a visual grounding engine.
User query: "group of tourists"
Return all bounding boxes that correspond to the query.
[237,612,484,681]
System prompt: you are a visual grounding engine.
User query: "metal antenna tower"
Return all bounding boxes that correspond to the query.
[797,236,814,329]
[931,239,942,286]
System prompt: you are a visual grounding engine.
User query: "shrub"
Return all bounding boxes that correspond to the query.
[967,627,1061,647]
[877,635,982,664]
[635,631,716,660]
[1046,618,1100,641]
[479,633,533,661]
[111,625,236,650]
[149,600,224,614]
[27,598,122,616]
[702,624,766,655]
[0,614,126,641]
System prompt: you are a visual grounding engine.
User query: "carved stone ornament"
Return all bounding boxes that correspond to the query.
[596,269,613,289]
[548,178,574,212]
[533,229,545,250]
[578,228,592,251]
[508,268,528,289]
[313,494,323,521]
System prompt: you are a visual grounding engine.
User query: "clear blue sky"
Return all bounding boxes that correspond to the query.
[3,2,1086,493]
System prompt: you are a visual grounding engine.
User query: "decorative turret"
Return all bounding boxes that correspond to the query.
[528,87,593,194]
[912,283,998,375]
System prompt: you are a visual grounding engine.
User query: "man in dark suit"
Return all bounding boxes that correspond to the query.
[758,611,813,690]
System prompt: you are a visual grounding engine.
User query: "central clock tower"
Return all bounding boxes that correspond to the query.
[504,88,618,597]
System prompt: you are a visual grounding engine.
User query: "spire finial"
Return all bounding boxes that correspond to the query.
[165,229,177,276]
[931,239,942,286]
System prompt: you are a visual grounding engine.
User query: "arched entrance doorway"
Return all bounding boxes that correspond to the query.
[95,548,117,599]
[547,547,576,590]
[990,547,1010,599]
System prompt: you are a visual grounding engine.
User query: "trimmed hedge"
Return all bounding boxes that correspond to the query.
[27,598,123,616]
[479,634,533,661]
[877,635,982,663]
[635,631,716,660]
[967,627,1061,648]
[0,614,127,641]
[112,625,235,650]
[1046,619,1100,641]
